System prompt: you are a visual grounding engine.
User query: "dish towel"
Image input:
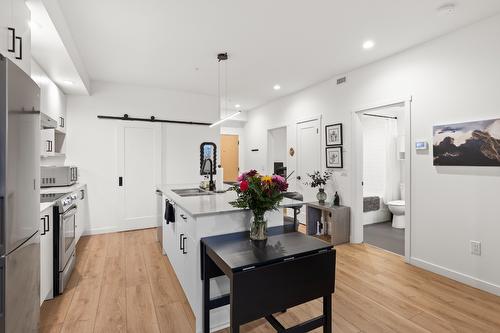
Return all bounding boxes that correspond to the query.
[164,200,175,224]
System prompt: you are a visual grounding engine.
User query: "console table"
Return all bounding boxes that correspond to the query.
[305,202,351,245]
[201,227,336,333]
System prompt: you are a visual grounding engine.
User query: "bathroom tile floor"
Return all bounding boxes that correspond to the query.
[363,221,404,255]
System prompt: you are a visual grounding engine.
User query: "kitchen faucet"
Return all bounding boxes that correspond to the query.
[202,158,215,191]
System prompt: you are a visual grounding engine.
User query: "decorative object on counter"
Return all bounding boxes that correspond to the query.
[229,170,289,242]
[200,142,217,175]
[433,118,500,166]
[215,165,225,192]
[325,123,343,146]
[289,147,295,156]
[326,146,343,168]
[306,170,332,205]
[333,191,340,206]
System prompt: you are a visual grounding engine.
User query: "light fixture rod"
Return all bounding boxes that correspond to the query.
[209,111,242,128]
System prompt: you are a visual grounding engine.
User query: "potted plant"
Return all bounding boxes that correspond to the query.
[229,170,289,242]
[306,170,332,205]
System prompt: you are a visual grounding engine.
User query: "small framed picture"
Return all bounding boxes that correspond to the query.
[325,123,342,146]
[326,147,343,168]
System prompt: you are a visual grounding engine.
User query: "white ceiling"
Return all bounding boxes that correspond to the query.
[57,0,500,109]
[28,0,90,95]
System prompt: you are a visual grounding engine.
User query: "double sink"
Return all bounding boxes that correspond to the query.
[172,188,215,197]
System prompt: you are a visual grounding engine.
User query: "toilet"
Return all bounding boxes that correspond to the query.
[388,184,405,229]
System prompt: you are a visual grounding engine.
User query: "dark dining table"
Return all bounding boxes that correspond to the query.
[201,226,336,333]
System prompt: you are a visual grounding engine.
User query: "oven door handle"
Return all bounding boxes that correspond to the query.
[62,206,78,219]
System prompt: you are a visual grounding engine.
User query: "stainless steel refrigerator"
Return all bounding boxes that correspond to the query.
[0,54,41,332]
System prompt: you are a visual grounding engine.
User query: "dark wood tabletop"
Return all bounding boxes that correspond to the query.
[201,229,333,272]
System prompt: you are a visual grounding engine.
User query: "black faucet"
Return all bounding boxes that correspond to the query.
[202,158,215,191]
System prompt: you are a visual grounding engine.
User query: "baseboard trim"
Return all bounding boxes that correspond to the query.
[410,257,500,296]
[83,223,158,236]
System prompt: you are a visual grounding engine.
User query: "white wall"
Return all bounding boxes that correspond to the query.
[244,15,500,294]
[66,81,218,234]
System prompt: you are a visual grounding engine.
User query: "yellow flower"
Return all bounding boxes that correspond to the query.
[261,176,272,183]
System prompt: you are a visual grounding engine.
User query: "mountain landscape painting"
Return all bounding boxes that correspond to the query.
[433,118,500,166]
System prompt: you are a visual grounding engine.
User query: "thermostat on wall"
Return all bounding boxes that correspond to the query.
[415,141,429,150]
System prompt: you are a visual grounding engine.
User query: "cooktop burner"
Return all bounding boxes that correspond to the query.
[40,193,66,203]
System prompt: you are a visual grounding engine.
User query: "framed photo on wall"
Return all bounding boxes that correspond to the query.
[326,147,343,168]
[325,123,343,146]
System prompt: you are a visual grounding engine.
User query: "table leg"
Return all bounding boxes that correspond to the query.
[323,295,332,333]
[202,253,210,333]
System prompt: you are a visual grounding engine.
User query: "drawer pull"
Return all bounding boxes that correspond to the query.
[242,266,255,271]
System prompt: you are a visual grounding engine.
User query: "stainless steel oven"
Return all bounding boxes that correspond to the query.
[53,192,78,295]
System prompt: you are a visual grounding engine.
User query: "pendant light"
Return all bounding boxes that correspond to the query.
[209,52,241,128]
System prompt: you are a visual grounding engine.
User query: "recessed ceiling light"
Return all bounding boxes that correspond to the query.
[63,80,74,85]
[234,104,241,108]
[437,3,456,15]
[273,84,281,90]
[362,40,375,50]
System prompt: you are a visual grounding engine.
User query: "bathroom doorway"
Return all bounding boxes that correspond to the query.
[352,98,412,260]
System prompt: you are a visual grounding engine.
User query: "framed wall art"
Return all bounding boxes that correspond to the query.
[325,123,343,146]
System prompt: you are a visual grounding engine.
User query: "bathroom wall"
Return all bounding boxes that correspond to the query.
[361,115,399,225]
[243,14,500,294]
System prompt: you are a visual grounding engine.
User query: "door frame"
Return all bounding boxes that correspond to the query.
[266,126,288,175]
[351,96,412,262]
[116,121,162,232]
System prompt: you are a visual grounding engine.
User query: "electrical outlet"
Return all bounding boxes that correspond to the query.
[470,241,481,256]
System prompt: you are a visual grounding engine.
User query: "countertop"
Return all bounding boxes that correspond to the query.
[156,184,303,217]
[40,183,87,212]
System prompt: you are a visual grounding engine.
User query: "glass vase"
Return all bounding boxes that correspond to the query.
[317,188,327,205]
[250,211,268,242]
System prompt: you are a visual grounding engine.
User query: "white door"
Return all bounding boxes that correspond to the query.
[296,118,321,223]
[117,122,161,231]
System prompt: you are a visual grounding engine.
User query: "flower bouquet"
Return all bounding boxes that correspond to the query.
[229,170,289,241]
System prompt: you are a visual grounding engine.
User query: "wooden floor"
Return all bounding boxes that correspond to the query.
[40,228,500,333]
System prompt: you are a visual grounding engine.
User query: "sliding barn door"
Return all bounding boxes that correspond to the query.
[117,122,161,231]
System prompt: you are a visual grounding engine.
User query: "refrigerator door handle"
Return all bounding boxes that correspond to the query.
[0,257,4,316]
[0,197,4,254]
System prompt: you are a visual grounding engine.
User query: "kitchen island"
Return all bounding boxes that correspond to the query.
[156,184,303,333]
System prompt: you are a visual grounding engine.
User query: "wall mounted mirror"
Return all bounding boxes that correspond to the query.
[200,142,217,175]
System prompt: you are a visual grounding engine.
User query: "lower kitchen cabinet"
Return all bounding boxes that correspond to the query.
[40,206,54,303]
[75,185,89,243]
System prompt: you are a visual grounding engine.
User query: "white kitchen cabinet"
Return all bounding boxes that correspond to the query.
[40,206,54,303]
[40,129,66,157]
[0,0,30,74]
[75,186,88,243]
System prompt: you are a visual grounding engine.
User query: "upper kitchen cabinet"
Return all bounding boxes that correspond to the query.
[0,0,31,74]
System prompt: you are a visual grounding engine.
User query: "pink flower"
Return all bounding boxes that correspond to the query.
[237,172,247,182]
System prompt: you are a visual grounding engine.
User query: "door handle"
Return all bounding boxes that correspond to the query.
[15,36,22,60]
[44,215,50,233]
[296,176,301,180]
[7,28,15,53]
[182,236,187,254]
[179,233,184,250]
[118,177,123,186]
